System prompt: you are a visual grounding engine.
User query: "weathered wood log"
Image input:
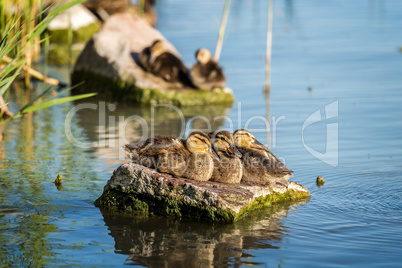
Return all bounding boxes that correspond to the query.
[95,163,310,223]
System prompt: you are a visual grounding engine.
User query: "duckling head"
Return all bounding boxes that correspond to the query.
[195,48,212,65]
[149,39,165,63]
[233,129,269,152]
[186,131,219,159]
[209,130,242,158]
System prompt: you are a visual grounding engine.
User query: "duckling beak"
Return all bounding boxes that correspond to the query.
[208,147,220,160]
[228,143,242,158]
[250,140,269,152]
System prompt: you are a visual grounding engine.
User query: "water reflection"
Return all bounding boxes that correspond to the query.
[100,199,308,266]
[0,85,101,267]
[72,100,232,170]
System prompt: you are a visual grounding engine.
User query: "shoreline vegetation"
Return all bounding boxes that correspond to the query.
[0,0,95,125]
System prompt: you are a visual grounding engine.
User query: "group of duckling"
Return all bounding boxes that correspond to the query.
[125,129,293,187]
[139,39,226,90]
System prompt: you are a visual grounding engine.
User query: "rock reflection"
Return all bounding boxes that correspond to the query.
[100,199,308,267]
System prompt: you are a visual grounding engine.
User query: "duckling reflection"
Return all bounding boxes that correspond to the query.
[233,129,293,186]
[209,130,243,184]
[125,131,218,181]
[190,48,226,90]
[139,39,192,86]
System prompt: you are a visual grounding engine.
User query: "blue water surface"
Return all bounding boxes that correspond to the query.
[1,0,402,267]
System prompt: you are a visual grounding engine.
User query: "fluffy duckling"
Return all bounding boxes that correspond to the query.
[209,130,243,184]
[125,131,218,182]
[139,40,192,86]
[190,48,226,90]
[125,135,182,169]
[233,129,293,186]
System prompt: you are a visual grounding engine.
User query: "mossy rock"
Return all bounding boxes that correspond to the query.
[71,14,235,106]
[94,163,310,223]
[47,44,85,65]
[47,22,100,44]
[72,70,235,106]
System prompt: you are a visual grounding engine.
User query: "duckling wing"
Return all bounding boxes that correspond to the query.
[206,62,224,80]
[158,149,189,177]
[157,138,190,176]
[263,151,293,176]
[191,62,225,89]
[125,136,182,169]
[124,139,147,161]
[238,147,292,186]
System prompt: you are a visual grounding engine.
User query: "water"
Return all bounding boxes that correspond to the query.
[1,0,402,266]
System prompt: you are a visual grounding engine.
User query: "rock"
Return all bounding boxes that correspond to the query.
[82,0,157,26]
[47,4,99,33]
[95,163,310,223]
[46,3,100,65]
[316,176,325,187]
[71,13,234,106]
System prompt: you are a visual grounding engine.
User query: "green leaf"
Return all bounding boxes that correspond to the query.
[0,60,25,96]
[22,93,97,114]
[18,86,54,112]
[0,58,26,83]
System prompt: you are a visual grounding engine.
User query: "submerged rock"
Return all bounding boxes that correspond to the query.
[71,13,234,106]
[95,163,310,223]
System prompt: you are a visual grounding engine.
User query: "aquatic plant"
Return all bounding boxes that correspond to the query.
[214,0,230,62]
[0,0,95,124]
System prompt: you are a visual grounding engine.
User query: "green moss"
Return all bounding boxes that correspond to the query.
[71,70,235,106]
[95,187,236,223]
[316,176,325,187]
[54,173,63,185]
[47,44,83,65]
[94,186,310,224]
[47,22,100,44]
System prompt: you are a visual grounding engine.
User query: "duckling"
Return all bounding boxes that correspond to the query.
[233,129,293,186]
[125,131,218,181]
[139,40,193,86]
[190,48,226,90]
[125,135,182,169]
[138,45,152,72]
[209,130,243,184]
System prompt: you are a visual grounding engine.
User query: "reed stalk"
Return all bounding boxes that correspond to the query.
[264,0,273,92]
[214,0,231,62]
[0,0,95,124]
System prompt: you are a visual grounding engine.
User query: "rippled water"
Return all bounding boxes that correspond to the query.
[1,0,402,267]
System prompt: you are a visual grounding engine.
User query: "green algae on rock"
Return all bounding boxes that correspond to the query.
[72,70,234,106]
[71,13,234,106]
[95,163,310,223]
[46,4,100,65]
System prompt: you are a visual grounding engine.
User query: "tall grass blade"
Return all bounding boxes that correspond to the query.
[0,60,25,96]
[27,0,85,44]
[22,93,97,113]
